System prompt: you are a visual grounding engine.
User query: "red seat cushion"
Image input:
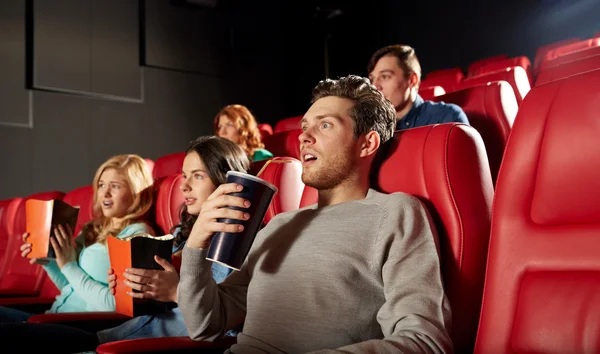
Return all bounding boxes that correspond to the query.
[274,116,302,134]
[458,66,531,104]
[263,130,301,160]
[374,123,494,352]
[432,81,518,184]
[474,68,600,354]
[536,55,600,86]
[152,152,185,179]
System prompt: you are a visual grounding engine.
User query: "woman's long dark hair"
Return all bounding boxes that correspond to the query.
[172,136,250,248]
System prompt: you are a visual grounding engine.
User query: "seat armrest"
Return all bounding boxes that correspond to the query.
[28,312,131,332]
[96,336,235,354]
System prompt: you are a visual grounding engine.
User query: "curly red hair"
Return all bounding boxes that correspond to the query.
[214,104,265,157]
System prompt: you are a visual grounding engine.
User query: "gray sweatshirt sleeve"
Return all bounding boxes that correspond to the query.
[307,194,453,354]
[177,247,249,341]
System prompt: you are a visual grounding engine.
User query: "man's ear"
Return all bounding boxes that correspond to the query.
[359,131,381,158]
[407,72,420,89]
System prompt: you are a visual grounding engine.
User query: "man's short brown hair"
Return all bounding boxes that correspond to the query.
[311,75,396,144]
[367,44,422,82]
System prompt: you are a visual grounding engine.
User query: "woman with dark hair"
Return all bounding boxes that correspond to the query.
[214,104,273,162]
[0,137,250,352]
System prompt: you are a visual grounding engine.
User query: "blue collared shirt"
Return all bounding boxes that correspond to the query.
[396,94,469,131]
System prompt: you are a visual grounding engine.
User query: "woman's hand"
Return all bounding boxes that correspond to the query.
[50,224,77,269]
[122,256,180,303]
[19,232,49,266]
[186,183,251,249]
[107,268,117,295]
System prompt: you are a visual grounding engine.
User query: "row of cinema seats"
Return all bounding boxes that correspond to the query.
[20,66,598,354]
[0,36,598,353]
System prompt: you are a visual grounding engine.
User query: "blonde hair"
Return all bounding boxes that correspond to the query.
[214,104,265,157]
[82,154,154,246]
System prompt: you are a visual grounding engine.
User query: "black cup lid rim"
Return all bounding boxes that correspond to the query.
[226,171,278,193]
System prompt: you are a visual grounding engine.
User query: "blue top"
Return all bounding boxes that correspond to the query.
[396,94,469,131]
[43,222,155,313]
[97,227,234,343]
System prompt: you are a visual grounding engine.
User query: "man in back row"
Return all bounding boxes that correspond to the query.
[179,75,452,353]
[368,44,469,130]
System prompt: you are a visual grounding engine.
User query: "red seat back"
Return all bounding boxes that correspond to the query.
[542,45,600,72]
[274,116,302,134]
[458,66,531,104]
[467,55,509,76]
[63,185,94,236]
[0,191,66,296]
[545,37,600,61]
[0,198,21,281]
[432,82,518,184]
[418,86,446,100]
[421,68,465,92]
[374,123,494,352]
[533,38,581,77]
[154,174,185,235]
[469,56,532,84]
[152,152,186,179]
[475,66,600,354]
[257,123,273,141]
[263,130,301,160]
[536,55,600,86]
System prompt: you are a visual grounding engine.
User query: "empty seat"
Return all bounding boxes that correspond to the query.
[0,191,65,296]
[152,152,186,179]
[432,81,518,184]
[474,66,600,354]
[536,54,600,86]
[458,66,531,104]
[469,56,532,84]
[418,85,446,100]
[375,123,493,352]
[467,55,509,76]
[262,130,301,160]
[273,116,302,134]
[95,123,494,354]
[533,38,581,77]
[541,45,600,72]
[420,68,465,92]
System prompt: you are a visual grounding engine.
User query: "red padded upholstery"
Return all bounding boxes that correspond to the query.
[536,55,600,86]
[63,185,94,236]
[262,130,301,160]
[474,66,600,354]
[544,37,600,62]
[541,45,600,72]
[154,174,184,235]
[97,336,236,354]
[432,82,518,184]
[467,55,509,77]
[418,85,446,100]
[533,38,581,77]
[374,123,494,352]
[152,152,185,179]
[469,56,532,84]
[0,198,20,281]
[274,116,302,134]
[458,66,531,104]
[421,68,465,92]
[0,191,65,296]
[257,123,273,140]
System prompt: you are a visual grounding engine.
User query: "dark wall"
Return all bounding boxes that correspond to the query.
[0,0,284,199]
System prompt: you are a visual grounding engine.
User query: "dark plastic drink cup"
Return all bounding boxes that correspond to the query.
[206,171,278,270]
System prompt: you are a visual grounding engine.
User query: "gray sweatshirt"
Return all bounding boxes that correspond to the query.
[178,189,453,353]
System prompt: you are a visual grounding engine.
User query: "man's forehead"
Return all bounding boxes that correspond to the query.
[304,96,354,120]
[371,55,401,75]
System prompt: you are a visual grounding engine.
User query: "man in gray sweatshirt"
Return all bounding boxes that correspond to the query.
[178,75,453,353]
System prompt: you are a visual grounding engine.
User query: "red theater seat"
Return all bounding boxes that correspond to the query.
[0,191,65,297]
[533,38,581,77]
[0,198,21,281]
[95,123,494,353]
[418,85,446,100]
[541,45,600,72]
[467,55,509,77]
[458,66,531,104]
[432,81,518,184]
[420,68,465,92]
[154,174,184,235]
[474,65,600,354]
[470,56,532,83]
[262,129,301,160]
[257,123,273,140]
[536,55,600,86]
[544,37,600,61]
[63,185,94,236]
[152,152,185,179]
[273,116,302,134]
